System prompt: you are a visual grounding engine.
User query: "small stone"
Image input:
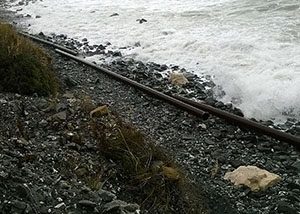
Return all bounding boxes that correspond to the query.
[224,166,281,192]
[198,123,207,129]
[36,15,41,18]
[78,200,97,208]
[64,77,77,88]
[291,160,300,172]
[90,105,109,118]
[276,201,297,214]
[0,99,7,104]
[182,135,194,140]
[16,184,30,199]
[137,18,147,24]
[56,102,67,112]
[98,190,116,202]
[112,51,122,57]
[110,13,119,17]
[160,64,168,70]
[124,203,140,212]
[54,202,65,209]
[15,138,30,146]
[39,119,48,126]
[97,44,106,50]
[50,111,67,121]
[65,132,81,144]
[103,200,127,212]
[12,200,27,210]
[0,171,8,178]
[59,181,71,189]
[134,42,141,47]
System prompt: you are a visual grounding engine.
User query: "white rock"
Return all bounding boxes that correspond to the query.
[54,202,65,209]
[169,72,189,86]
[224,165,281,192]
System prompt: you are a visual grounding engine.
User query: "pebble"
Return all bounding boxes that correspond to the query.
[54,202,66,209]
[78,200,97,208]
[276,201,298,214]
[291,160,300,172]
[98,189,117,202]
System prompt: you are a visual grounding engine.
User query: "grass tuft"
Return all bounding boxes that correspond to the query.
[0,22,58,96]
[90,109,208,213]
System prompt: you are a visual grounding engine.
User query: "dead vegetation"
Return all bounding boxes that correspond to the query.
[87,104,208,213]
[0,22,58,96]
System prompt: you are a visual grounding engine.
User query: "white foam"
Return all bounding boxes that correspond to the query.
[10,0,300,122]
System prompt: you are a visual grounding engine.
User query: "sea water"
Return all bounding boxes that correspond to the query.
[9,0,300,123]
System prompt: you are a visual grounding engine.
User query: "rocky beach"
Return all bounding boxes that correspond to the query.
[1,1,300,214]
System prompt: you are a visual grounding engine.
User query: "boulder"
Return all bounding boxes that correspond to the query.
[169,72,189,86]
[224,165,281,192]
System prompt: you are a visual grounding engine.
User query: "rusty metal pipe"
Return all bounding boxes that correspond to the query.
[173,95,300,147]
[55,49,209,120]
[19,32,78,56]
[55,49,299,147]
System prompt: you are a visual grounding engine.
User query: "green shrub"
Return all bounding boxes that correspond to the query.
[0,22,58,96]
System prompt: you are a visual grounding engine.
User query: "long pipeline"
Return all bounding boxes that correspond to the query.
[19,32,78,56]
[55,49,299,147]
[55,49,209,120]
[173,95,300,147]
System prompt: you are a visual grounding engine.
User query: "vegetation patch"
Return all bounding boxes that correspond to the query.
[0,22,58,96]
[89,105,208,213]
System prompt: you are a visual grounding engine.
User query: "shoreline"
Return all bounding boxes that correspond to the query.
[8,0,300,124]
[3,0,300,126]
[1,3,300,214]
[34,30,300,134]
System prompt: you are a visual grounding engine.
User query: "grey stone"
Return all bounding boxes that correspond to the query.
[51,111,67,121]
[291,160,300,172]
[98,189,116,202]
[78,200,97,208]
[123,203,140,212]
[103,200,127,212]
[54,202,66,209]
[103,200,139,213]
[110,13,119,17]
[0,171,8,178]
[277,201,297,214]
[56,102,68,112]
[64,76,78,88]
[12,200,27,210]
[16,184,30,199]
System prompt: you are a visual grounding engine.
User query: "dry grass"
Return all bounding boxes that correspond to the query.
[89,108,208,213]
[0,22,58,96]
